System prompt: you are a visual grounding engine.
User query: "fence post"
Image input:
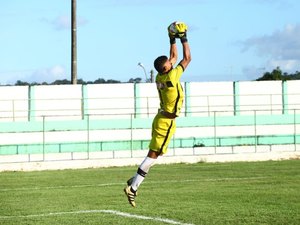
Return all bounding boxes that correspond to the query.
[282,80,288,114]
[184,82,191,117]
[207,96,210,116]
[214,111,217,154]
[12,100,15,122]
[233,81,240,116]
[147,97,149,118]
[86,114,90,159]
[294,109,296,152]
[28,85,36,121]
[254,110,257,153]
[130,113,133,158]
[81,84,88,120]
[134,83,141,118]
[42,116,45,161]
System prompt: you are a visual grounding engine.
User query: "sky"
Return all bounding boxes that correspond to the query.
[1,0,300,85]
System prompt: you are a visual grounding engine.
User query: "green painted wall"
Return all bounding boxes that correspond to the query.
[0,114,299,155]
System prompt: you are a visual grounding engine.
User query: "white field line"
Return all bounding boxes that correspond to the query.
[0,182,123,192]
[0,209,195,225]
[0,176,267,192]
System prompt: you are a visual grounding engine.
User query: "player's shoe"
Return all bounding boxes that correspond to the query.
[124,185,137,207]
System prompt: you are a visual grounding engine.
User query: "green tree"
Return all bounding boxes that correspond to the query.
[94,78,106,84]
[106,79,121,83]
[15,80,30,86]
[128,77,142,83]
[256,67,282,81]
[52,79,71,85]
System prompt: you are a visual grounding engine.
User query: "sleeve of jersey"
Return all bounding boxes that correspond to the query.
[173,64,184,81]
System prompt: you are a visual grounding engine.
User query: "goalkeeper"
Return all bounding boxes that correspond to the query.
[124,22,192,207]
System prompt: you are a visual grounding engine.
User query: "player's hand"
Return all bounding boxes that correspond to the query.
[174,22,188,38]
[168,21,188,43]
[168,23,176,44]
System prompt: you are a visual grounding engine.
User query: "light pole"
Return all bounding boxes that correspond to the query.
[138,62,148,82]
[71,0,77,84]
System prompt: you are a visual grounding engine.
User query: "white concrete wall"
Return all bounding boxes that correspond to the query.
[238,81,283,115]
[287,80,300,113]
[87,83,135,119]
[0,86,29,122]
[138,83,160,118]
[34,85,83,121]
[1,81,299,121]
[189,82,234,116]
[0,132,43,145]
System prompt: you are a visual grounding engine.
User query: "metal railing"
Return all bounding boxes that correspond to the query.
[1,93,300,121]
[0,108,299,164]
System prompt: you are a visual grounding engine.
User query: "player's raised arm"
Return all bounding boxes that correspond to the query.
[169,41,178,67]
[177,23,191,70]
[168,23,178,66]
[168,21,191,70]
[179,41,191,71]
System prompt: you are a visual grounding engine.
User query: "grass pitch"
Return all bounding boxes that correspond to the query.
[0,160,299,225]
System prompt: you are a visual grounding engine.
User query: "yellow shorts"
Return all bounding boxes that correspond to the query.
[149,113,176,155]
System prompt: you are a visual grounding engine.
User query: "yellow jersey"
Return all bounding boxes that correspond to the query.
[155,64,184,117]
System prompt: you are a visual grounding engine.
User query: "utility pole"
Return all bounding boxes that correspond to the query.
[137,62,148,82]
[71,0,77,84]
[150,69,155,83]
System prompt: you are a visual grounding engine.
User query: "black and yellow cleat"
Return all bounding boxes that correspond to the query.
[124,186,137,207]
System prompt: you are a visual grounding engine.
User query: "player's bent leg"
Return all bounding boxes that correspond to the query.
[124,151,158,207]
[131,156,157,190]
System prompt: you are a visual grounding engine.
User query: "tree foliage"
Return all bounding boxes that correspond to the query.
[256,67,300,81]
[10,76,146,86]
[6,66,300,86]
[11,77,125,86]
[128,77,142,83]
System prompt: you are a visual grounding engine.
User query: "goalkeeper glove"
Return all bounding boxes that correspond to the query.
[175,22,188,43]
[180,32,188,43]
[168,24,176,44]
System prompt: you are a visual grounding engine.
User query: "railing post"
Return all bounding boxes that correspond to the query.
[207,96,210,116]
[147,97,149,118]
[134,83,141,118]
[282,80,288,114]
[270,94,273,114]
[172,133,176,156]
[254,110,257,153]
[86,114,90,159]
[42,116,45,161]
[184,82,191,117]
[233,81,240,116]
[130,113,133,158]
[214,111,217,154]
[12,100,15,122]
[81,84,88,120]
[294,109,296,152]
[28,85,36,121]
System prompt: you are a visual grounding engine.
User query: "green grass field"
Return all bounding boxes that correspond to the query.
[0,160,299,225]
